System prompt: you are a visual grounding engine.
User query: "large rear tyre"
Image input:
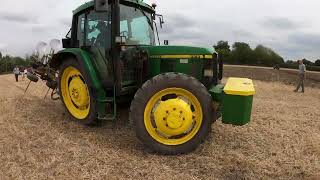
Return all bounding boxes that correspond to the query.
[58,58,97,125]
[130,73,215,154]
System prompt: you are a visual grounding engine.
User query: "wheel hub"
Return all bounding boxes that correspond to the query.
[167,111,183,129]
[154,98,193,136]
[68,76,89,108]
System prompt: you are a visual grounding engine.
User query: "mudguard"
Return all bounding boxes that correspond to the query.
[51,48,107,118]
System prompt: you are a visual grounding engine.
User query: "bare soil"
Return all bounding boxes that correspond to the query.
[0,68,319,179]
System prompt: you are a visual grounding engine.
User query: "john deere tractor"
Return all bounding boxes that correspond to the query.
[48,0,255,154]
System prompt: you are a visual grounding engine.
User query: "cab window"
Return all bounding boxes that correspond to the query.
[76,14,85,46]
[86,11,111,47]
[120,5,155,45]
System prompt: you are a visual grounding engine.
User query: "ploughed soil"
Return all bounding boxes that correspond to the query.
[0,66,319,179]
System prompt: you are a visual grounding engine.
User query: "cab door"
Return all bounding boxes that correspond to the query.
[75,9,113,89]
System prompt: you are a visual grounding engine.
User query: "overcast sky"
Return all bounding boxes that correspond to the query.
[0,0,320,62]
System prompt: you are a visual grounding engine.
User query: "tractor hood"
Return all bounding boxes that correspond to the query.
[138,45,217,83]
[143,46,216,59]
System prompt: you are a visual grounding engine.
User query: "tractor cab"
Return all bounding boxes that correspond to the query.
[69,0,156,47]
[58,0,157,93]
[56,0,219,94]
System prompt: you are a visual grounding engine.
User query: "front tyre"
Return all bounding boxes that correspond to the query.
[58,58,97,125]
[130,73,215,154]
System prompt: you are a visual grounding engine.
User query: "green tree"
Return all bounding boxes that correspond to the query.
[0,54,32,73]
[214,41,230,51]
[286,60,295,64]
[0,51,2,59]
[253,45,284,66]
[214,41,231,63]
[302,59,314,66]
[315,59,320,66]
[230,42,254,64]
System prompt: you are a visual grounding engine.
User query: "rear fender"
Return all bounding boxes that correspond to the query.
[51,49,101,89]
[51,48,107,117]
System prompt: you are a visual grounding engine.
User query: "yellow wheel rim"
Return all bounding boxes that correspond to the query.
[61,66,90,120]
[144,88,203,146]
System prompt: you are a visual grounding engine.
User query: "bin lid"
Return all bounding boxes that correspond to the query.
[224,78,255,96]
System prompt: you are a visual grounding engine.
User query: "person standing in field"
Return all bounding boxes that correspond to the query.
[13,66,20,82]
[21,68,25,80]
[294,60,306,93]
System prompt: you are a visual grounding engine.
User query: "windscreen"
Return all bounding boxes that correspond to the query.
[120,4,155,45]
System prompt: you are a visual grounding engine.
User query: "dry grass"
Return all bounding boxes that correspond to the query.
[0,68,319,179]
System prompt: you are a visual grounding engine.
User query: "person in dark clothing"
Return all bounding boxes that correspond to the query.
[13,66,20,82]
[94,21,110,47]
[294,60,306,93]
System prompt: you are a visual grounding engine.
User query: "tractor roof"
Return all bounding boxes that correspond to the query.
[73,0,154,14]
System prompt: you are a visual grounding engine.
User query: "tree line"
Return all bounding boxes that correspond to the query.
[214,41,320,71]
[0,52,34,74]
[1,42,320,74]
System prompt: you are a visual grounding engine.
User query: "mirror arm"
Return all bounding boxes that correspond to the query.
[153,21,160,45]
[155,14,164,28]
[65,28,72,38]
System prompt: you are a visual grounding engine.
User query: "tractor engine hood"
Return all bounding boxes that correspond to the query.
[143,46,215,59]
[138,45,218,85]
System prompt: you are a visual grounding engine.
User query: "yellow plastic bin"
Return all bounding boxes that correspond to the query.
[222,78,255,126]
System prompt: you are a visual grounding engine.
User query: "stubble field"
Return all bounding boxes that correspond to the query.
[0,66,319,179]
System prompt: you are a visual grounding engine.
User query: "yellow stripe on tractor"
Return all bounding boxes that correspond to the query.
[150,55,213,59]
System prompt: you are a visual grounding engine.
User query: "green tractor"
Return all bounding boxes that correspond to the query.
[47,0,255,154]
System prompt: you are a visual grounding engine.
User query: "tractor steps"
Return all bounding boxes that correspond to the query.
[97,83,117,122]
[98,96,117,121]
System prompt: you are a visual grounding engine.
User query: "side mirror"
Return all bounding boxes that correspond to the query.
[156,14,164,28]
[62,38,71,48]
[94,0,109,12]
